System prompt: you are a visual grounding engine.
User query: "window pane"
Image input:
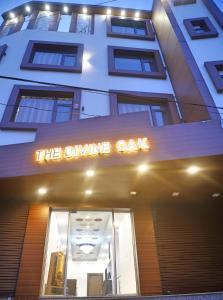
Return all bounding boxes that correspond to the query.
[76,14,92,34]
[115,57,142,71]
[143,59,157,72]
[55,106,72,123]
[112,25,134,34]
[62,54,76,67]
[118,102,150,114]
[21,16,30,30]
[135,27,146,35]
[0,20,17,37]
[33,51,63,65]
[34,11,54,30]
[218,70,223,79]
[58,14,72,32]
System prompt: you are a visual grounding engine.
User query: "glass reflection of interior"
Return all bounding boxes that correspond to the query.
[42,210,137,297]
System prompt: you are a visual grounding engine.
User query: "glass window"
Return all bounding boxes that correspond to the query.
[62,54,76,67]
[34,11,54,30]
[142,58,157,72]
[115,57,142,71]
[111,18,146,36]
[118,102,167,127]
[218,69,223,79]
[0,19,17,37]
[42,210,138,297]
[14,96,73,123]
[58,14,72,32]
[191,20,209,33]
[21,16,30,30]
[76,14,92,34]
[32,51,76,67]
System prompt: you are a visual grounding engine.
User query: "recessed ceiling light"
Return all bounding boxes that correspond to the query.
[135,11,140,18]
[107,8,112,15]
[82,7,88,14]
[212,193,220,198]
[186,165,201,175]
[130,191,137,195]
[138,164,149,173]
[45,4,50,11]
[121,10,125,17]
[37,187,47,195]
[86,169,95,177]
[9,12,15,19]
[63,6,68,13]
[172,192,180,197]
[25,5,31,13]
[85,189,93,195]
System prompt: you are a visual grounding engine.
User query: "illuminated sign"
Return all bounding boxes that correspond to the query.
[35,137,150,163]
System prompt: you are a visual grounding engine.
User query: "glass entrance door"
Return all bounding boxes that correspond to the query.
[41,210,138,297]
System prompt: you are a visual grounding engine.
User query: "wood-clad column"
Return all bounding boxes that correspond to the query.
[15,204,49,300]
[134,206,162,295]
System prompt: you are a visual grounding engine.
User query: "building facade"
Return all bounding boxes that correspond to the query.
[0,0,223,299]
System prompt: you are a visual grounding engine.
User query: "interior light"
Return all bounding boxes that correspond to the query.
[121,10,125,17]
[45,4,50,11]
[79,243,95,254]
[186,165,201,175]
[135,11,140,18]
[212,193,220,198]
[82,7,88,14]
[9,12,15,19]
[86,169,95,177]
[37,187,47,195]
[25,5,31,13]
[63,6,68,13]
[138,164,149,173]
[85,189,93,195]
[130,191,137,195]
[106,235,112,239]
[172,192,180,197]
[107,8,112,15]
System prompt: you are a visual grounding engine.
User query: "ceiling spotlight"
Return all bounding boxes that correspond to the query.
[9,12,15,19]
[130,191,137,196]
[79,243,95,254]
[186,165,201,175]
[138,164,149,173]
[25,5,31,13]
[121,10,126,17]
[63,6,68,13]
[86,169,95,177]
[45,4,50,11]
[212,193,220,198]
[85,189,93,195]
[107,8,112,15]
[135,11,140,18]
[37,187,47,195]
[82,7,88,14]
[172,192,180,197]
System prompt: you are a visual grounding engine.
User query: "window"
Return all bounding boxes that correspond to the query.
[204,61,223,93]
[57,14,72,32]
[183,17,218,39]
[33,11,57,31]
[0,44,7,62]
[0,18,19,37]
[108,46,166,79]
[1,85,81,128]
[118,101,167,127]
[173,0,196,5]
[76,14,92,34]
[107,17,155,40]
[21,41,84,73]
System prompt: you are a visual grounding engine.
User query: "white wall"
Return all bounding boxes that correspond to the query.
[168,0,223,122]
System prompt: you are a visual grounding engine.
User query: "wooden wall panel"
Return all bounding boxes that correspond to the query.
[152,202,223,295]
[134,206,162,295]
[15,204,49,300]
[0,200,28,297]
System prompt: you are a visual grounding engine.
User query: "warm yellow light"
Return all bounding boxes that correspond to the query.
[107,8,112,15]
[37,187,47,195]
[9,12,15,19]
[82,7,88,14]
[45,4,50,11]
[63,6,68,13]
[121,10,126,17]
[172,192,180,197]
[135,11,140,18]
[25,5,31,13]
[138,164,149,173]
[130,191,137,195]
[86,170,95,177]
[186,165,201,175]
[85,189,93,195]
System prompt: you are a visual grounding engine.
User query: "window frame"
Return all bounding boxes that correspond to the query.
[20,40,84,73]
[109,91,181,126]
[108,46,166,79]
[107,16,155,40]
[69,13,94,34]
[204,60,223,93]
[1,85,81,130]
[183,17,218,40]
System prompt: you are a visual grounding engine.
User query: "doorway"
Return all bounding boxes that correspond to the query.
[41,210,138,297]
